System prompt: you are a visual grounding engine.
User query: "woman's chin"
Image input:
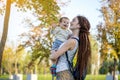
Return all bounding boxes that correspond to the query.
[69,27,74,30]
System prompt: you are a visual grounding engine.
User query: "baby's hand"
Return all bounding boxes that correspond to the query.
[51,23,57,28]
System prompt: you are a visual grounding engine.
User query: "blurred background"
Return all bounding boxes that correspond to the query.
[0,0,120,80]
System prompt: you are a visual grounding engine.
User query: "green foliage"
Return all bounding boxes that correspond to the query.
[2,44,29,74]
[97,0,120,64]
[88,36,99,74]
[99,59,115,74]
[99,66,108,74]
[12,0,60,25]
[90,35,99,64]
[0,2,5,15]
[2,46,14,74]
[28,40,50,67]
[20,26,52,70]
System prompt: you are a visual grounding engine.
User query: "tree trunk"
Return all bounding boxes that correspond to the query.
[0,0,11,75]
[15,61,18,74]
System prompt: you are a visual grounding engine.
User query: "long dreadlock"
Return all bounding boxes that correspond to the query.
[76,16,91,80]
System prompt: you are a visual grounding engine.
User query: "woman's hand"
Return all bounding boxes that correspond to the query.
[50,50,58,64]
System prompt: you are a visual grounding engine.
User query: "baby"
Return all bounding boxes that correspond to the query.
[50,17,72,76]
[51,17,72,50]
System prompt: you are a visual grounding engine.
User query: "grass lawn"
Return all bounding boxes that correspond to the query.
[0,74,120,80]
[38,74,120,80]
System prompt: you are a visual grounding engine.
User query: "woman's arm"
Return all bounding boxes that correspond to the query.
[50,38,76,60]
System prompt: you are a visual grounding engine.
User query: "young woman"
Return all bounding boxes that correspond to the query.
[50,15,91,80]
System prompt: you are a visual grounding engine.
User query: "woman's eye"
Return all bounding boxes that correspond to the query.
[72,19,75,22]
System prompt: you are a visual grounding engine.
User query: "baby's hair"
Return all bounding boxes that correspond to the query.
[59,17,69,22]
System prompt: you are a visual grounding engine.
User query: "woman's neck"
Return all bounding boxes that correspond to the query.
[72,29,79,38]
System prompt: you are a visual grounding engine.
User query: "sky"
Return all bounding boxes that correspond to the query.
[0,0,103,46]
[60,0,102,33]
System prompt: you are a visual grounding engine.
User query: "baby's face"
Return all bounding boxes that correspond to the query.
[59,18,69,29]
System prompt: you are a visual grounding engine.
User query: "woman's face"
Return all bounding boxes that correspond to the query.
[70,17,80,30]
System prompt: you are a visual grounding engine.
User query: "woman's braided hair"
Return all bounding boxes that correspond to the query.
[76,15,91,80]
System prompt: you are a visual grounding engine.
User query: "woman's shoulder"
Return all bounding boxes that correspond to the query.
[68,37,79,42]
[67,38,75,43]
[65,38,77,49]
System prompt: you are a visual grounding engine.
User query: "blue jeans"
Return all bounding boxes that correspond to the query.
[52,39,63,50]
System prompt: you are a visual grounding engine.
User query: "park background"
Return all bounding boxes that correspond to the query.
[0,0,120,80]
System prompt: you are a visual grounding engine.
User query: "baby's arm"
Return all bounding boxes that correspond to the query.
[51,27,60,35]
[50,23,56,34]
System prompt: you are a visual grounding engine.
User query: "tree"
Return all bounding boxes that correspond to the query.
[97,0,120,64]
[2,45,14,75]
[90,36,99,75]
[19,26,52,72]
[0,0,60,74]
[2,44,27,75]
[0,0,11,74]
[13,45,26,74]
